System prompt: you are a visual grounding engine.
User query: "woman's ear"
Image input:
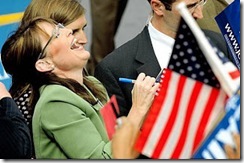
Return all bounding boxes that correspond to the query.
[35,59,55,72]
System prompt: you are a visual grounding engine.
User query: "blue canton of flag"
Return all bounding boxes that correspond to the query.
[169,17,240,93]
[168,19,221,89]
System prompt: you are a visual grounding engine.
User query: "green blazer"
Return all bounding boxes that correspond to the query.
[32,77,111,159]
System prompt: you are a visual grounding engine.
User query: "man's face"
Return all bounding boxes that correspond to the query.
[159,0,205,35]
[171,0,205,19]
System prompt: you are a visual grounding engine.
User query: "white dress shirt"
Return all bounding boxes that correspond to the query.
[148,21,175,69]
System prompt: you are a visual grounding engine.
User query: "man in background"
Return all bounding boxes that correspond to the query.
[94,0,230,117]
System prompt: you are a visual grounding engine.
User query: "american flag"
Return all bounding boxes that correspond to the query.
[134,18,240,159]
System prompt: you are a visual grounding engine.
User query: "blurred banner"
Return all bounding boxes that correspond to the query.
[0,0,31,89]
[215,0,240,70]
[193,91,240,159]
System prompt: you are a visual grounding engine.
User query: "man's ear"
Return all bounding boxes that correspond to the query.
[35,59,54,72]
[151,0,164,16]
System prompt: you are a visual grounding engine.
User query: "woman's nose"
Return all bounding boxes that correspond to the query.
[74,31,88,44]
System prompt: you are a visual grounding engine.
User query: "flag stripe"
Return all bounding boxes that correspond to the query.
[229,70,240,79]
[142,70,177,156]
[192,88,220,152]
[160,75,196,158]
[135,70,170,153]
[179,84,214,158]
[143,71,187,157]
[204,89,227,135]
[152,73,186,158]
[170,81,203,158]
[180,87,227,158]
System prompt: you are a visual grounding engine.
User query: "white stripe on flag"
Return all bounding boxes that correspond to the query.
[179,83,213,158]
[204,89,227,135]
[159,72,194,158]
[142,72,179,156]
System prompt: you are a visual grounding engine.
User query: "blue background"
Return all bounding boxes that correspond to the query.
[0,0,31,89]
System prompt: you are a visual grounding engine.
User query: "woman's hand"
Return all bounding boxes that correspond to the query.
[128,73,160,127]
[112,117,140,159]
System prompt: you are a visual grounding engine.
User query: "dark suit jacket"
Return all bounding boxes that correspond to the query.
[94,26,230,116]
[0,97,32,158]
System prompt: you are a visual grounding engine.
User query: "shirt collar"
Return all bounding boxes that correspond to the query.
[148,20,175,46]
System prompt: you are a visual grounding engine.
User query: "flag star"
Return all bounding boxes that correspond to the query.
[195,64,200,69]
[191,74,197,79]
[179,52,184,56]
[176,62,181,67]
[183,41,189,46]
[191,56,197,61]
[180,69,185,74]
[179,34,184,39]
[199,71,205,76]
[204,79,209,83]
[187,48,193,54]
[183,59,188,64]
[173,54,178,59]
[169,65,174,69]
[187,66,193,71]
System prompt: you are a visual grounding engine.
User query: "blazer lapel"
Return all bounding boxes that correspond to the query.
[135,26,161,78]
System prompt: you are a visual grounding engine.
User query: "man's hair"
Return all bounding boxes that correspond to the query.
[147,0,176,4]
[147,0,176,11]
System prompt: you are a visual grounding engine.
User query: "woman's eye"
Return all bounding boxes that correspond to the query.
[72,29,79,34]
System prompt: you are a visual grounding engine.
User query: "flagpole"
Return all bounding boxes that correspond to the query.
[176,2,239,97]
[225,0,234,4]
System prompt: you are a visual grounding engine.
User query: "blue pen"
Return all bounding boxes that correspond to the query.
[119,78,135,83]
[119,70,163,84]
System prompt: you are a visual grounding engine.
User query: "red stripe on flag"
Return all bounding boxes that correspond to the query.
[152,73,187,158]
[229,70,240,79]
[134,70,171,152]
[192,88,220,153]
[170,81,203,158]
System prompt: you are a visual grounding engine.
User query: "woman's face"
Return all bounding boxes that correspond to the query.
[66,15,88,48]
[39,16,90,77]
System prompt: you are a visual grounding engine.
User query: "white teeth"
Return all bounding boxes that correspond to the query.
[70,38,77,49]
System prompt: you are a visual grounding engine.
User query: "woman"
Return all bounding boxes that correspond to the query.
[1,17,159,159]
[6,0,92,158]
[10,0,89,128]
